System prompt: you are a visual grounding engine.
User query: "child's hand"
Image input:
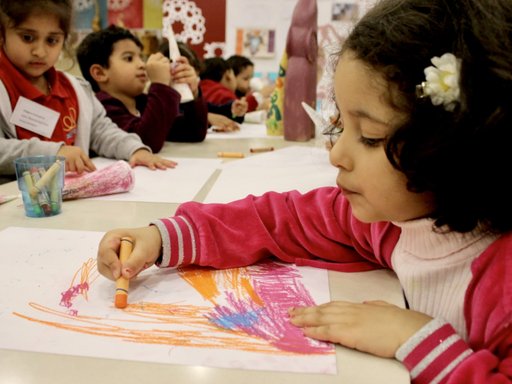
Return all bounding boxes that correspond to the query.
[289,300,432,358]
[57,145,96,173]
[257,97,271,111]
[231,97,248,117]
[145,53,172,86]
[260,83,276,98]
[171,56,200,97]
[129,149,177,170]
[97,226,163,281]
[208,113,240,132]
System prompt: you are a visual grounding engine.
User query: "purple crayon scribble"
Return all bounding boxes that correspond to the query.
[206,261,333,354]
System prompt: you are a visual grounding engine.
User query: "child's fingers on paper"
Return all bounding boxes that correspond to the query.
[160,159,178,168]
[155,162,171,170]
[82,155,96,172]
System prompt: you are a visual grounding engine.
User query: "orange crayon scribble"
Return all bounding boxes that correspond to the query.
[178,267,220,302]
[12,301,304,355]
[179,266,264,307]
[13,260,334,357]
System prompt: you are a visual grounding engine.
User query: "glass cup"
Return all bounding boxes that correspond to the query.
[14,155,65,218]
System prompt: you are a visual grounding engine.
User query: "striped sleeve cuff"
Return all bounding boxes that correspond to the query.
[396,318,473,384]
[150,216,198,268]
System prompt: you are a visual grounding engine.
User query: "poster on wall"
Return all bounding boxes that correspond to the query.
[235,28,276,58]
[331,2,360,22]
[108,0,143,28]
[144,0,163,29]
[163,0,226,58]
[73,0,108,30]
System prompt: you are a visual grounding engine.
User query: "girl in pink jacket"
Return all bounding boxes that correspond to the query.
[97,0,512,382]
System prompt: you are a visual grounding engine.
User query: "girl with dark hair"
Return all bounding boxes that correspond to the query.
[97,1,512,382]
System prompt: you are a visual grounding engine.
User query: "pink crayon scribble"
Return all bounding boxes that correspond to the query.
[58,258,97,315]
[60,282,89,311]
[205,262,333,354]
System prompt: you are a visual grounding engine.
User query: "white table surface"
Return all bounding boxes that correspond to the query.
[0,132,409,384]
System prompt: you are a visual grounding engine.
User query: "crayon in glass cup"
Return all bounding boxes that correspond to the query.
[14,155,65,218]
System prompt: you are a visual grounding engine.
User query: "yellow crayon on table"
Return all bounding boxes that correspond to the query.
[29,160,61,198]
[250,146,274,153]
[115,237,133,309]
[217,151,245,158]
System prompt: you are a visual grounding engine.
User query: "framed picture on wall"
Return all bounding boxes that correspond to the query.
[331,2,360,22]
[235,28,276,58]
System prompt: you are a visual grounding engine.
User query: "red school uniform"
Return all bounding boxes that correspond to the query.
[0,51,79,145]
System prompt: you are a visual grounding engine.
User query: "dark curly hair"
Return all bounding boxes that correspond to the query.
[76,25,143,92]
[338,0,512,234]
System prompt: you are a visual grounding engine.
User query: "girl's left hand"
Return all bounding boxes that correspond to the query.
[129,149,177,170]
[171,57,200,97]
[289,300,432,358]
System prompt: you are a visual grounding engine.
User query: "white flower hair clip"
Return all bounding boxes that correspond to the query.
[416,53,461,112]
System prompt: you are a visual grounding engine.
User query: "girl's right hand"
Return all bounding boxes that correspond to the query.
[97,226,163,281]
[57,145,96,173]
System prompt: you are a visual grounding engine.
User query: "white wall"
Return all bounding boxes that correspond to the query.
[224,0,376,77]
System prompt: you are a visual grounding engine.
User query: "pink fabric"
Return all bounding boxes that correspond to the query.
[63,160,134,200]
[152,187,512,382]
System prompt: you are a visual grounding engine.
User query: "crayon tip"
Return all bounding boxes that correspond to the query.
[115,293,127,309]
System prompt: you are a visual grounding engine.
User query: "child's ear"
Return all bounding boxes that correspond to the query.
[89,64,108,84]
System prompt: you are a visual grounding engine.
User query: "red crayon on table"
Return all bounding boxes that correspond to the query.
[115,237,133,309]
[250,146,274,153]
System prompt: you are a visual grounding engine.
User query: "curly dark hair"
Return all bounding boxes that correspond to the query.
[338,0,512,234]
[76,25,143,92]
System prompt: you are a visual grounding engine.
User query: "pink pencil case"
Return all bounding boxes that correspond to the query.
[63,160,134,200]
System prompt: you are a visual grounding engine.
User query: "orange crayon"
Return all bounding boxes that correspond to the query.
[250,147,274,153]
[115,237,133,309]
[217,151,244,158]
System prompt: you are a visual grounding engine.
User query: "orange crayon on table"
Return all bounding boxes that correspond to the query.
[217,151,244,158]
[250,146,274,153]
[115,237,133,309]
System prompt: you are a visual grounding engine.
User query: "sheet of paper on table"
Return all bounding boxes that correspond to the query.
[0,227,336,374]
[85,157,222,203]
[204,146,337,203]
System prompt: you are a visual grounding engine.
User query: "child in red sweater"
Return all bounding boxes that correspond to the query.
[199,57,248,123]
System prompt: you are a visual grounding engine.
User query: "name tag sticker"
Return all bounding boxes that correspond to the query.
[10,96,60,138]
